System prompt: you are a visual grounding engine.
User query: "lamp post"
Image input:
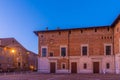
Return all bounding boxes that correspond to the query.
[10,48,16,71]
[11,47,21,72]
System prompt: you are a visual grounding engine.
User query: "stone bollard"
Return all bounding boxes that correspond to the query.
[14,72,15,75]
[103,69,106,74]
[4,72,6,76]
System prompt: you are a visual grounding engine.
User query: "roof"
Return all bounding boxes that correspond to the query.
[0,37,27,51]
[34,14,120,36]
[34,26,110,36]
[111,14,120,27]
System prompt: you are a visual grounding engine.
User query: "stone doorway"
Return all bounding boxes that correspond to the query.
[50,62,56,73]
[93,62,99,73]
[71,62,77,73]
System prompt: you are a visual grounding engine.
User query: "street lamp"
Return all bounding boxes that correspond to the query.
[11,49,15,53]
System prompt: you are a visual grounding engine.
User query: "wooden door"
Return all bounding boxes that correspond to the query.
[50,62,56,73]
[71,62,77,73]
[93,62,99,73]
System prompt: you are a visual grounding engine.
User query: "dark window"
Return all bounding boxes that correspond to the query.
[106,46,111,55]
[104,37,106,39]
[69,30,71,34]
[110,36,112,39]
[0,64,1,68]
[50,52,53,57]
[62,64,65,69]
[61,47,66,57]
[18,62,21,67]
[18,52,21,56]
[82,46,87,56]
[59,32,61,35]
[107,27,109,31]
[12,40,14,43]
[106,63,110,69]
[84,63,87,69]
[41,35,43,37]
[81,30,83,33]
[52,35,54,37]
[117,28,119,32]
[101,36,103,39]
[95,28,97,32]
[42,48,47,57]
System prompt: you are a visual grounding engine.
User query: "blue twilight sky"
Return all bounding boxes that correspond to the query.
[0,0,120,53]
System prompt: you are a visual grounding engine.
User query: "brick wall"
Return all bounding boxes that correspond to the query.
[114,21,120,54]
[38,27,113,57]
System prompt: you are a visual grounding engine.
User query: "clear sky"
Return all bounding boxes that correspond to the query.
[0,0,120,54]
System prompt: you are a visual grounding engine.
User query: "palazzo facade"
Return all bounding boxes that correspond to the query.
[35,14,120,74]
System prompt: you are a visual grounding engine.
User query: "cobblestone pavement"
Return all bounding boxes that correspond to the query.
[0,72,120,80]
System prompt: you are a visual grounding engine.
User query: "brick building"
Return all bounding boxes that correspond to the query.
[0,38,37,72]
[35,14,120,74]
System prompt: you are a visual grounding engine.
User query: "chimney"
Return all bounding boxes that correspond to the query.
[57,27,60,30]
[46,27,48,31]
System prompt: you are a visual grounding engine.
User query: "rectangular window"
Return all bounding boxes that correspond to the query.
[42,48,47,57]
[61,63,66,69]
[61,47,66,57]
[82,46,87,56]
[106,63,110,69]
[106,46,111,55]
[83,63,87,69]
[50,52,53,57]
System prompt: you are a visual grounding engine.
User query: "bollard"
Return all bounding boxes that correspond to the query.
[4,72,6,76]
[14,72,15,75]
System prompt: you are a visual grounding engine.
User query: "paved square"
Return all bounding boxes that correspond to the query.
[0,72,120,80]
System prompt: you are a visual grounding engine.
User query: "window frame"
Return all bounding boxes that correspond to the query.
[81,44,89,56]
[83,63,87,69]
[106,63,110,69]
[49,52,54,57]
[60,46,67,57]
[61,63,66,69]
[41,46,48,57]
[104,44,112,55]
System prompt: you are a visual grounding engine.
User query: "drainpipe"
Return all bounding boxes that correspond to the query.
[113,26,117,74]
[68,31,70,73]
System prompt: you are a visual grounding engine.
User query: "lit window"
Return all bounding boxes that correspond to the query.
[61,47,67,57]
[42,47,47,57]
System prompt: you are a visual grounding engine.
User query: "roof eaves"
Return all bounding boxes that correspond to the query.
[111,14,120,27]
[34,25,110,36]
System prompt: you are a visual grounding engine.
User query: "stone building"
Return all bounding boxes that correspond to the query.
[0,38,37,72]
[28,51,38,71]
[35,14,120,74]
